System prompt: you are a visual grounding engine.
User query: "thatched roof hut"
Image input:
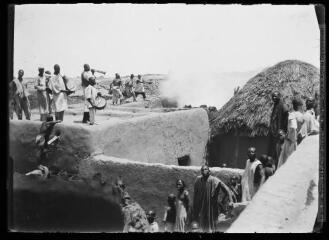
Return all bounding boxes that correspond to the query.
[210,59,320,138]
[207,60,319,168]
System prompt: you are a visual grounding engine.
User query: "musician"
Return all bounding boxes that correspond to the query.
[81,64,92,123]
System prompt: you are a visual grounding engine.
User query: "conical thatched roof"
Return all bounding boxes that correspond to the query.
[210,60,320,138]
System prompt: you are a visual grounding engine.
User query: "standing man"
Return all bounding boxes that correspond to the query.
[193,165,234,232]
[123,74,137,102]
[134,74,146,100]
[44,71,53,115]
[81,64,92,123]
[268,91,289,168]
[111,73,124,104]
[48,64,68,121]
[9,69,31,120]
[241,147,265,202]
[34,67,49,121]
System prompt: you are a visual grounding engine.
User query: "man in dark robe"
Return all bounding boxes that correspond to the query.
[268,91,289,168]
[193,165,234,232]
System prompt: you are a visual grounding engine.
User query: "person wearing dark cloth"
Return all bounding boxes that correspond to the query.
[228,175,242,203]
[44,71,53,115]
[241,147,265,202]
[81,64,92,123]
[268,91,289,168]
[259,154,275,181]
[193,165,234,232]
[35,115,61,165]
[163,193,176,232]
[10,69,31,120]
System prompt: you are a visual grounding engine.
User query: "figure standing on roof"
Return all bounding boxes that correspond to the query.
[34,67,49,121]
[9,69,31,120]
[81,64,92,123]
[48,64,68,121]
[134,74,146,100]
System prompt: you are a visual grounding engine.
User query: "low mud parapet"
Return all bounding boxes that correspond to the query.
[79,155,243,230]
[227,135,319,233]
[10,108,209,173]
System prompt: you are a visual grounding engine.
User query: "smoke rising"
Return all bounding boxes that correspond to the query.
[160,66,260,109]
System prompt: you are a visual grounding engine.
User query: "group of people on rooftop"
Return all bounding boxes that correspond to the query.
[9,64,147,125]
[239,90,320,205]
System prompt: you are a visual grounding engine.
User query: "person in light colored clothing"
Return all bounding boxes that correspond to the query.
[146,210,159,233]
[81,64,92,123]
[277,98,305,169]
[34,67,49,121]
[9,69,31,120]
[241,147,265,202]
[175,179,189,232]
[301,97,319,136]
[85,76,98,125]
[48,64,68,121]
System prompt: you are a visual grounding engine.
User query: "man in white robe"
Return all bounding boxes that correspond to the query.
[48,64,68,121]
[241,147,265,202]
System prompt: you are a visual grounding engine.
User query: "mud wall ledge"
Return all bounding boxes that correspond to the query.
[227,135,319,233]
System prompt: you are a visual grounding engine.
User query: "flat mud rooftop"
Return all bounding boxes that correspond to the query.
[10,102,244,232]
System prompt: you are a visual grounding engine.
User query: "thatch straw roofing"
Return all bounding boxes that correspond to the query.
[210,60,320,138]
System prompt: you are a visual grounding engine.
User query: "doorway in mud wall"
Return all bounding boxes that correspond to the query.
[177,155,191,166]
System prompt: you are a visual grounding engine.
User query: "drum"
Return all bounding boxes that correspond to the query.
[94,96,107,110]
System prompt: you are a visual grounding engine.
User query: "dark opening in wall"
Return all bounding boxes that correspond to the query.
[178,155,191,166]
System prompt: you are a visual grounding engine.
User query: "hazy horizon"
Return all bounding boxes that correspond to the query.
[14,4,319,107]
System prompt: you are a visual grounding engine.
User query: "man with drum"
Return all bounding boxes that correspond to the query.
[81,64,93,123]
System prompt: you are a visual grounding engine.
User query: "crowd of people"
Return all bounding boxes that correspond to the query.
[11,65,320,232]
[9,64,147,124]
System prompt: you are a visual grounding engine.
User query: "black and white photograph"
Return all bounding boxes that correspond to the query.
[7,3,325,233]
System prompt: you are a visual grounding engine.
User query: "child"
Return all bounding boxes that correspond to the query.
[190,221,200,233]
[85,76,99,125]
[163,193,176,232]
[228,175,242,203]
[260,154,275,181]
[146,210,159,233]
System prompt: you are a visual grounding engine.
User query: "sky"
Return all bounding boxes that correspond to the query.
[14,4,320,107]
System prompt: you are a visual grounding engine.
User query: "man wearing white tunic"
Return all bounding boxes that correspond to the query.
[277,98,305,169]
[34,67,49,121]
[241,147,265,202]
[48,64,68,121]
[81,64,92,123]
